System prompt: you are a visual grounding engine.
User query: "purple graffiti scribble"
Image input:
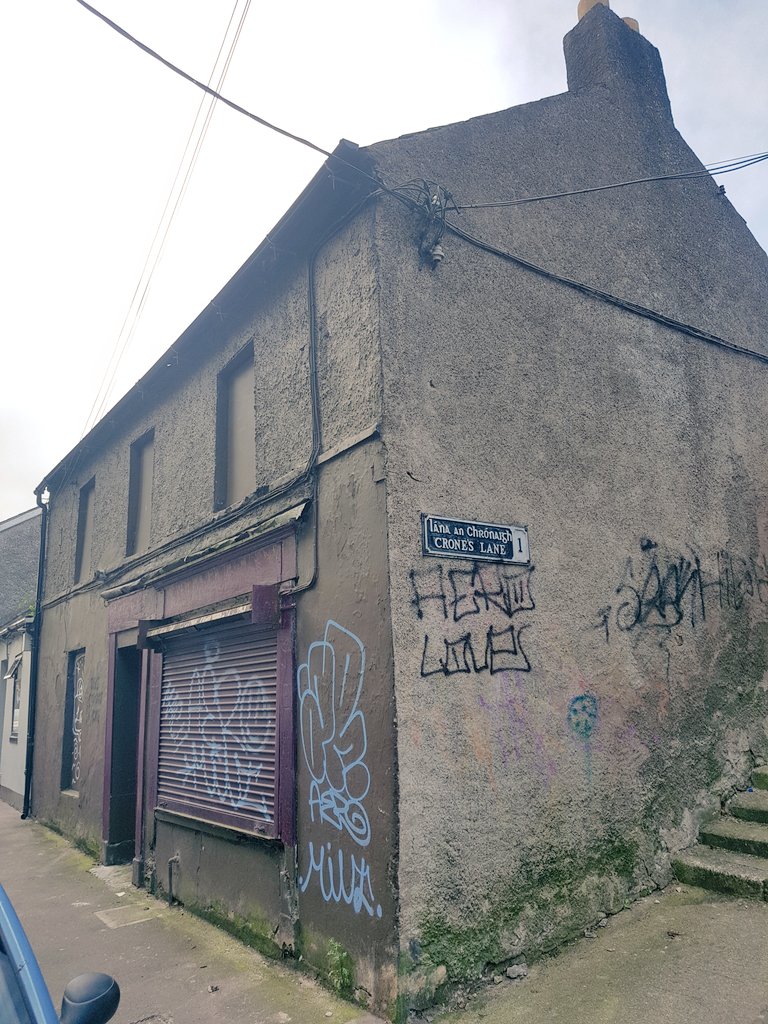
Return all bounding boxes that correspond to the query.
[479,671,556,783]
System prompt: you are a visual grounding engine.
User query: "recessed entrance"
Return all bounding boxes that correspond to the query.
[103,645,142,865]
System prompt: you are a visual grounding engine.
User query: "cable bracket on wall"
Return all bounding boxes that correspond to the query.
[405,181,456,268]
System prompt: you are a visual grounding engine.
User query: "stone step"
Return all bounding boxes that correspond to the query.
[672,844,768,898]
[699,817,768,859]
[730,789,768,823]
[752,767,768,791]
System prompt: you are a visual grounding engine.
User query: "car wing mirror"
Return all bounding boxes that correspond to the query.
[59,973,119,1024]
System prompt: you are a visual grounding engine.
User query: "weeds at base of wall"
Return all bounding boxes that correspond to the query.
[326,939,355,997]
[175,898,285,962]
[39,819,99,863]
[296,925,376,1012]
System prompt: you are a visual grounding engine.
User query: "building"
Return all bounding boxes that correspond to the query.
[0,506,42,810]
[29,4,768,1015]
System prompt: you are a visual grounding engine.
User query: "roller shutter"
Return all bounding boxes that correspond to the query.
[157,619,278,835]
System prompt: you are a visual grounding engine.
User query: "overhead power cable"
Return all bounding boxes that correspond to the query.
[81,0,253,435]
[68,0,768,458]
[454,150,768,210]
[74,0,767,217]
[76,0,342,165]
[443,216,768,369]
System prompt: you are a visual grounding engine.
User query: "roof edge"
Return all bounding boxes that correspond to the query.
[38,140,378,495]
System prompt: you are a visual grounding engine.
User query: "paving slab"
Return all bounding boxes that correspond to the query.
[0,801,369,1024]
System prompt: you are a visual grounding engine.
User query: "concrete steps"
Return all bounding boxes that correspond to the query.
[672,766,768,900]
[730,789,768,823]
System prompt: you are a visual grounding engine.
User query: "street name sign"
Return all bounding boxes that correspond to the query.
[421,514,530,565]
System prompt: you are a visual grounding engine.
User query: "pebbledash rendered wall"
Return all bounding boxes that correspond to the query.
[30,4,768,1015]
[368,5,768,993]
[32,200,399,1011]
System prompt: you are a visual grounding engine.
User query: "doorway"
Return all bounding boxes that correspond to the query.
[104,646,141,864]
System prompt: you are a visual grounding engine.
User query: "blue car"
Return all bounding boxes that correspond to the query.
[0,884,119,1024]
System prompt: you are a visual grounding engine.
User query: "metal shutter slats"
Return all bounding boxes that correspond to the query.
[158,620,278,835]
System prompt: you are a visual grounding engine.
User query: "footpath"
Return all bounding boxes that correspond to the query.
[3,799,768,1024]
[0,800,371,1024]
[434,885,768,1024]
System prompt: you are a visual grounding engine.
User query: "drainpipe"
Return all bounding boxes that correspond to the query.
[21,488,49,820]
[167,854,180,906]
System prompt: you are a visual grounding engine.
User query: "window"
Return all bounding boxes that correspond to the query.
[74,478,95,583]
[61,650,85,791]
[3,655,22,739]
[126,429,155,555]
[157,619,278,835]
[11,664,21,738]
[214,346,256,511]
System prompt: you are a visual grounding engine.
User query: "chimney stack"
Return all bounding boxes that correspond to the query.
[578,0,609,19]
[577,2,640,34]
[564,3,670,118]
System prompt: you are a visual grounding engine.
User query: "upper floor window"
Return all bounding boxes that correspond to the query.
[126,429,155,556]
[214,345,256,511]
[74,477,95,583]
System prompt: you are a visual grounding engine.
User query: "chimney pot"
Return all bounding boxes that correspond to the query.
[577,0,609,20]
[623,17,640,32]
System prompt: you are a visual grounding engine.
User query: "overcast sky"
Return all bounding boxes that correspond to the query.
[1,0,766,522]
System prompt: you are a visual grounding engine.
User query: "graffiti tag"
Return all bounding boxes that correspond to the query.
[597,539,768,642]
[297,621,381,917]
[410,561,536,676]
[161,638,273,822]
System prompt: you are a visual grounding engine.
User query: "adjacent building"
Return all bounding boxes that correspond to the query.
[0,506,42,810]
[29,4,768,1015]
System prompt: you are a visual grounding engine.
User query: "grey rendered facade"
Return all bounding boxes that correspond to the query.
[30,6,768,1015]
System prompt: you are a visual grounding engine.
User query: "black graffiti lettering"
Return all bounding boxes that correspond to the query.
[448,568,481,621]
[471,565,509,617]
[414,561,536,677]
[409,565,447,620]
[718,550,761,612]
[595,606,612,643]
[601,540,768,642]
[753,554,768,604]
[485,624,531,674]
[419,625,531,676]
[613,547,705,634]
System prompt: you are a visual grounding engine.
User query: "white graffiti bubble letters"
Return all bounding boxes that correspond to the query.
[297,621,371,846]
[297,621,381,919]
[298,841,382,918]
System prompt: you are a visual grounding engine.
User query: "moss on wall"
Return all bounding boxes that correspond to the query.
[181,899,284,961]
[414,836,638,983]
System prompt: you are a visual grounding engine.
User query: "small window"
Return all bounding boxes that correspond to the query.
[74,478,95,583]
[61,650,85,791]
[126,429,155,555]
[11,666,21,737]
[3,655,22,738]
[214,346,256,511]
